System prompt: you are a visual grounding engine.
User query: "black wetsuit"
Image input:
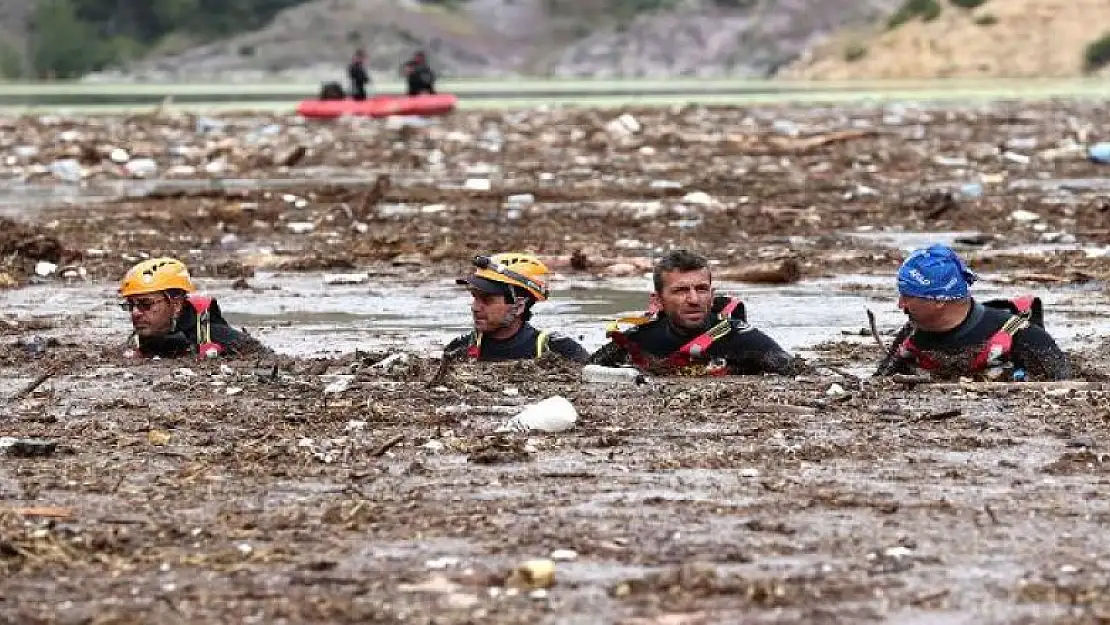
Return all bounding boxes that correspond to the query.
[446,323,589,363]
[875,298,1070,381]
[348,61,369,101]
[134,299,268,359]
[588,298,799,376]
[403,59,436,96]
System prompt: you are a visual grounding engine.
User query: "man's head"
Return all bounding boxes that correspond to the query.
[413,50,426,63]
[119,258,196,338]
[897,244,977,331]
[650,249,714,331]
[353,48,366,62]
[456,253,549,338]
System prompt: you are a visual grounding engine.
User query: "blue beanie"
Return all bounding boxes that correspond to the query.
[897,244,977,301]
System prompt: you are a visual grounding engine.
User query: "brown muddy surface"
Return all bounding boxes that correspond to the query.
[5,102,1110,623]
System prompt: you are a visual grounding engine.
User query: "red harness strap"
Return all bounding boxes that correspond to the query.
[900,296,1035,373]
[608,298,743,374]
[188,295,223,360]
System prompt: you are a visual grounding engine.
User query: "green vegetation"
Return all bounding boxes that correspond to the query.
[887,0,942,29]
[0,41,23,79]
[23,0,311,78]
[974,13,997,26]
[949,0,986,8]
[1084,33,1110,72]
[844,42,868,62]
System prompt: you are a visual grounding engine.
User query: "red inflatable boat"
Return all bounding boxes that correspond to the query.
[296,94,457,119]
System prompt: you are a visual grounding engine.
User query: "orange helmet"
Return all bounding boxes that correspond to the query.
[457,252,549,301]
[119,258,197,297]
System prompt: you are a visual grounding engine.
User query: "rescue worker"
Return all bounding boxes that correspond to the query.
[874,244,1070,381]
[348,48,370,101]
[118,258,268,360]
[588,249,800,376]
[445,253,589,363]
[400,50,436,96]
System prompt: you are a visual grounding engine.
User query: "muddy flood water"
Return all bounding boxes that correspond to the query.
[6,102,1110,624]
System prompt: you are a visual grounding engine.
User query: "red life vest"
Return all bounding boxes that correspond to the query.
[606,297,745,376]
[897,296,1041,374]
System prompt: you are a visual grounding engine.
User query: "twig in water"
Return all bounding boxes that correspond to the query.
[984,504,1000,525]
[866,308,886,351]
[371,434,404,457]
[8,362,65,404]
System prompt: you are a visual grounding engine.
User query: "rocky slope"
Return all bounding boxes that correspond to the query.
[781,0,1110,80]
[87,0,904,81]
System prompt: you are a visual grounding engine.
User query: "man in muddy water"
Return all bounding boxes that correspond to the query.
[874,244,1070,381]
[589,249,801,376]
[445,253,589,363]
[119,258,268,360]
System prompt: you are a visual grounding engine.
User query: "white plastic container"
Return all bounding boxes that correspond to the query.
[498,396,578,434]
[582,364,645,385]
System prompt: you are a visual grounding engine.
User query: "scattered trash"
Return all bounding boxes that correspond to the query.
[464,178,491,191]
[498,396,578,434]
[550,549,578,561]
[323,272,370,285]
[506,559,556,590]
[582,364,646,385]
[0,437,58,457]
[323,375,353,394]
[1088,142,1110,164]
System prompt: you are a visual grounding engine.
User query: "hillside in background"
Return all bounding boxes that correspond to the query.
[781,0,1110,80]
[2,0,905,81]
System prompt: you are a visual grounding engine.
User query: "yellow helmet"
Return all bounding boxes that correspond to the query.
[457,252,549,301]
[119,258,197,297]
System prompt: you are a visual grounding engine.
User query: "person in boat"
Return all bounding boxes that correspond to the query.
[588,249,800,376]
[445,252,589,363]
[874,243,1070,381]
[348,48,371,101]
[119,258,269,360]
[400,50,436,96]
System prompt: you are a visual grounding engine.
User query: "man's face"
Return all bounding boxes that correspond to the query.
[898,294,946,328]
[652,268,714,330]
[469,288,519,333]
[125,292,182,338]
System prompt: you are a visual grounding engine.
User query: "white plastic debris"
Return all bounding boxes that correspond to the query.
[464,178,491,191]
[109,148,130,163]
[506,193,535,205]
[498,396,578,434]
[323,272,370,285]
[323,376,353,394]
[373,353,409,370]
[34,261,57,277]
[606,113,642,137]
[1009,209,1041,223]
[681,191,714,206]
[287,222,315,234]
[124,158,158,178]
[550,549,578,561]
[826,383,846,397]
[582,364,645,385]
[49,159,82,182]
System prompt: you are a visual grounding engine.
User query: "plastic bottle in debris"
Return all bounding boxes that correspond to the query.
[582,364,646,385]
[1088,142,1110,164]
